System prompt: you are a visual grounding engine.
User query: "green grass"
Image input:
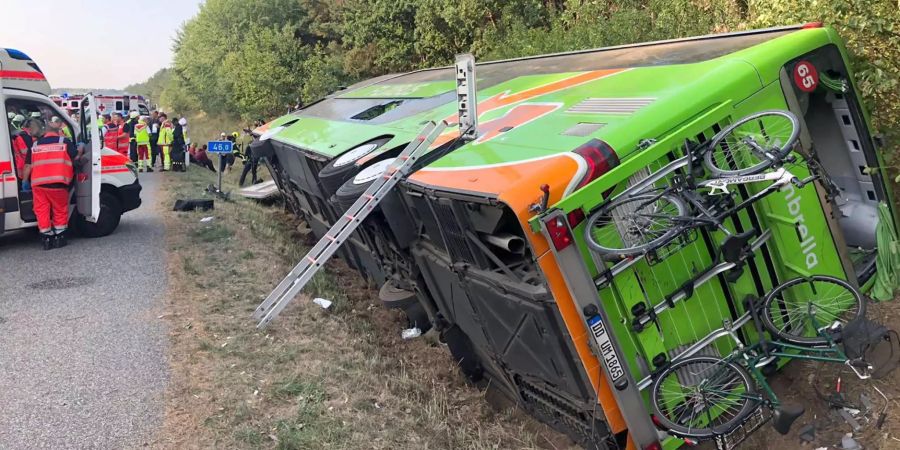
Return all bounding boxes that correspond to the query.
[189,223,234,242]
[233,427,264,446]
[273,377,326,401]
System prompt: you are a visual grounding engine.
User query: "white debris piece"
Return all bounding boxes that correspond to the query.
[312,298,332,309]
[401,327,422,340]
[200,216,215,223]
[841,433,862,450]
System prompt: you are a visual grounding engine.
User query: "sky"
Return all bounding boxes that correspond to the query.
[0,0,202,89]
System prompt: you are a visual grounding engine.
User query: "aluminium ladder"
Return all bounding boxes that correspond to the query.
[253,120,448,328]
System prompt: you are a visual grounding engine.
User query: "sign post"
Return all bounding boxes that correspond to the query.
[207,140,233,199]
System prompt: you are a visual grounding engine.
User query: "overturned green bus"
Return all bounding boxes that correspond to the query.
[253,24,899,449]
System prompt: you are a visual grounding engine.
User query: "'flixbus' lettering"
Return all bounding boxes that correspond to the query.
[782,183,819,270]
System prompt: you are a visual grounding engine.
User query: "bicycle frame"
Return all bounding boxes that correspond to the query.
[738,341,852,409]
[684,300,871,437]
[698,167,796,196]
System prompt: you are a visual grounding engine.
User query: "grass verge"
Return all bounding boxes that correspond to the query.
[155,166,573,449]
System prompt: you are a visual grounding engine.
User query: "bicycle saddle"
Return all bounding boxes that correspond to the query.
[720,230,757,264]
[772,404,805,435]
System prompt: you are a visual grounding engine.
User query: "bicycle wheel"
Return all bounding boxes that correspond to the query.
[762,275,866,346]
[584,192,688,258]
[651,356,759,439]
[703,110,800,177]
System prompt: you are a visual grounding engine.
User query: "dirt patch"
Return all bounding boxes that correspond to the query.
[153,167,575,449]
[734,299,900,450]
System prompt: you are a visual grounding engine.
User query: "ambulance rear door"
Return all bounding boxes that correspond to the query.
[76,94,101,222]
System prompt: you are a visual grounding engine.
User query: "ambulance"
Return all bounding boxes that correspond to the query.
[51,94,151,117]
[1,48,141,237]
[93,94,151,117]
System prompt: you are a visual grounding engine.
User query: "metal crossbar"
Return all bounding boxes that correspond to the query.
[253,121,448,328]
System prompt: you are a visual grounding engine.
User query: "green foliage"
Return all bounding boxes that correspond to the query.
[144,0,898,167]
[751,0,899,168]
[123,68,171,106]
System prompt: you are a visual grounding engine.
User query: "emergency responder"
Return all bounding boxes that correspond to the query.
[97,114,107,136]
[11,119,34,183]
[158,114,174,171]
[238,130,260,186]
[49,116,72,139]
[149,110,160,169]
[219,132,234,173]
[104,113,131,157]
[134,116,153,172]
[171,117,187,172]
[9,113,26,133]
[124,110,139,163]
[22,118,83,250]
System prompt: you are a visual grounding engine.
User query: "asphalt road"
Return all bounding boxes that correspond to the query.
[0,175,169,449]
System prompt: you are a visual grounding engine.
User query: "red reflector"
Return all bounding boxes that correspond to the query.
[802,21,823,28]
[544,216,573,251]
[573,139,619,191]
[567,208,586,228]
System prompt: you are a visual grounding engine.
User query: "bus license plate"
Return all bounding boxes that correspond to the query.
[588,316,625,382]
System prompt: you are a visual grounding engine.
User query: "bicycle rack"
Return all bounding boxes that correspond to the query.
[629,230,772,332]
[637,311,755,390]
[589,153,696,287]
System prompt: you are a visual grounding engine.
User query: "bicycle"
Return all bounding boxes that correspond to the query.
[585,110,819,262]
[648,275,871,441]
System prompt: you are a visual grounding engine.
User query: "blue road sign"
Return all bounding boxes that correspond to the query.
[208,140,234,154]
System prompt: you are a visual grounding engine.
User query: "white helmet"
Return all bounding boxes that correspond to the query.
[178,118,187,126]
[129,111,139,118]
[7,112,14,120]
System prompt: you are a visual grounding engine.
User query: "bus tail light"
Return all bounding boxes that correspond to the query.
[544,216,573,251]
[573,139,619,192]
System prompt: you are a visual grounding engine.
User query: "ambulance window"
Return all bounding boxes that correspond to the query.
[138,105,150,115]
[4,98,74,144]
[115,101,123,110]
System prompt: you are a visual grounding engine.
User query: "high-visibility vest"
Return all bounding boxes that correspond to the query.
[159,123,174,146]
[30,133,73,187]
[134,123,150,145]
[104,124,130,156]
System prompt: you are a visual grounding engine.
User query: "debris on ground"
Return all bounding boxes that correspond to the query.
[173,198,214,211]
[401,327,422,340]
[842,433,863,450]
[312,297,332,309]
